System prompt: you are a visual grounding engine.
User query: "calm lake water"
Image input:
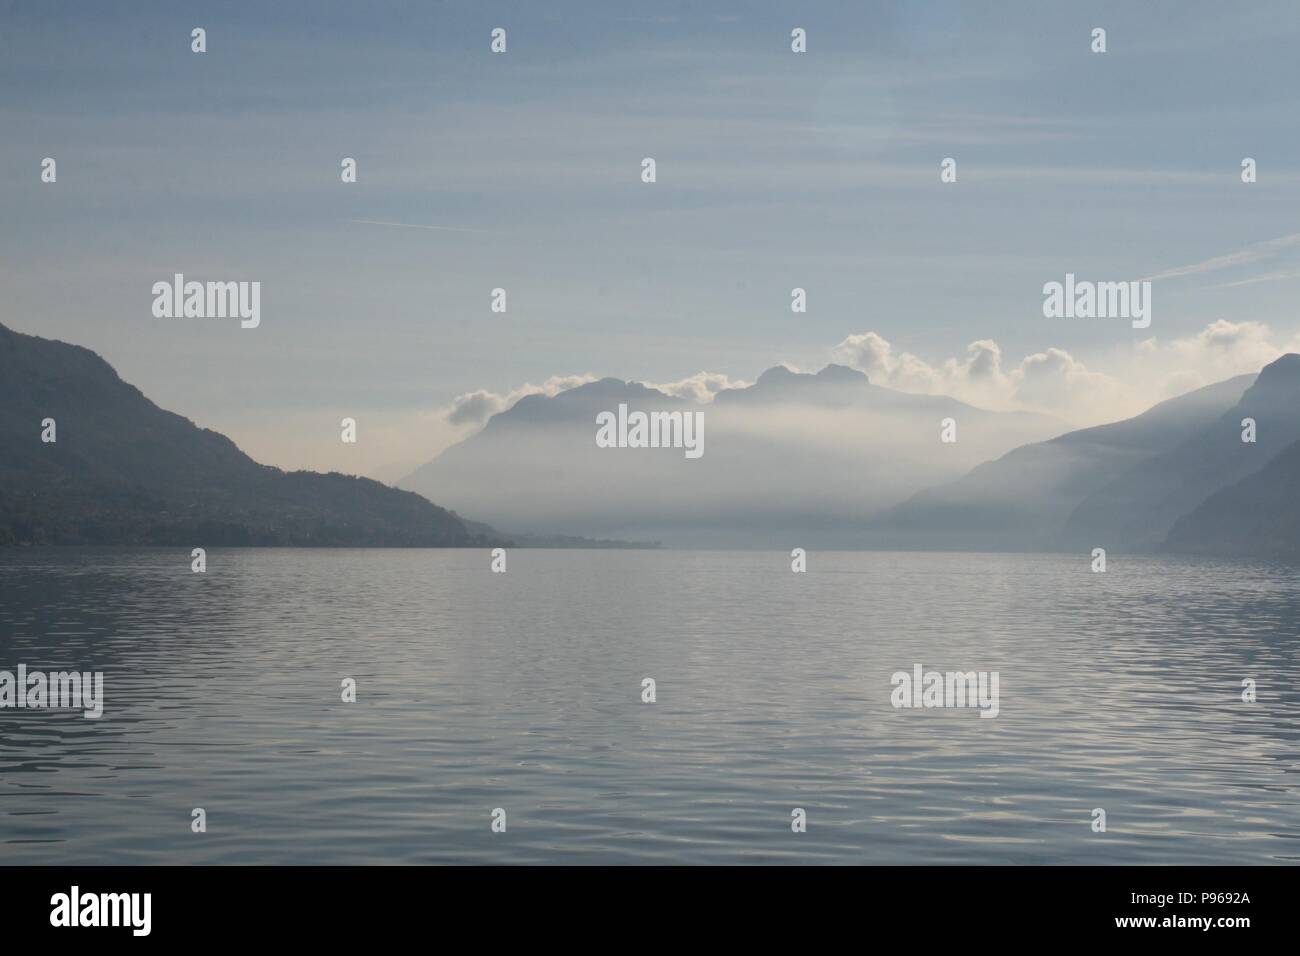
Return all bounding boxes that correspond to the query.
[1,548,1298,864]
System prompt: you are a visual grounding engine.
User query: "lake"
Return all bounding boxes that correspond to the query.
[1,547,1297,864]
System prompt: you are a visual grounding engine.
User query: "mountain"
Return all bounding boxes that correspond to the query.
[1164,434,1300,558]
[714,363,1029,418]
[0,322,496,547]
[400,364,1065,548]
[869,373,1255,551]
[1060,354,1300,552]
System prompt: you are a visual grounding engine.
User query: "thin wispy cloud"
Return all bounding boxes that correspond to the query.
[1142,232,1300,282]
[1206,270,1300,289]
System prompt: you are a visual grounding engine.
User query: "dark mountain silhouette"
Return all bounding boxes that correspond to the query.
[0,322,497,547]
[1165,434,1300,558]
[400,364,1064,548]
[869,373,1254,550]
[712,363,873,406]
[1061,354,1300,552]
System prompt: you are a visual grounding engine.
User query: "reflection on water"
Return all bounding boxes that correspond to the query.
[1,547,1298,864]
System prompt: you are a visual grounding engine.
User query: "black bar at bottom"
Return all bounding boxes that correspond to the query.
[0,866,1277,941]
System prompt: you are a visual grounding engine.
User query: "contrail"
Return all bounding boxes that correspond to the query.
[1141,232,1300,282]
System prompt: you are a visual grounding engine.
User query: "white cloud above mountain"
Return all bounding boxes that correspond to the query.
[443,371,750,427]
[830,320,1300,424]
[288,318,1300,486]
[445,375,601,426]
[442,320,1300,438]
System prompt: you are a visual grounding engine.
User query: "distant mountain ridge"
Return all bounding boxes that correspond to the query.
[1063,354,1300,551]
[869,373,1256,551]
[401,362,1067,548]
[0,321,500,547]
[872,353,1300,558]
[13,318,1294,558]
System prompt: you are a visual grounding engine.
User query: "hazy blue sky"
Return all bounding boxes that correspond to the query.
[5,1,1300,478]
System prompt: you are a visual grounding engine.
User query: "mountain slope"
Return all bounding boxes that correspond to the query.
[0,322,490,546]
[1164,434,1300,558]
[1061,354,1300,552]
[868,373,1255,550]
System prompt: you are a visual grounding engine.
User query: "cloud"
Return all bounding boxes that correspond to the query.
[445,374,599,427]
[445,370,750,429]
[1012,348,1116,413]
[1206,270,1300,289]
[446,390,507,426]
[645,371,750,403]
[1141,232,1300,282]
[434,319,1300,469]
[1129,319,1300,398]
[831,332,1019,404]
[831,320,1300,425]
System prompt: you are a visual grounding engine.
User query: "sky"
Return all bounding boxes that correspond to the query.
[4,0,1300,481]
